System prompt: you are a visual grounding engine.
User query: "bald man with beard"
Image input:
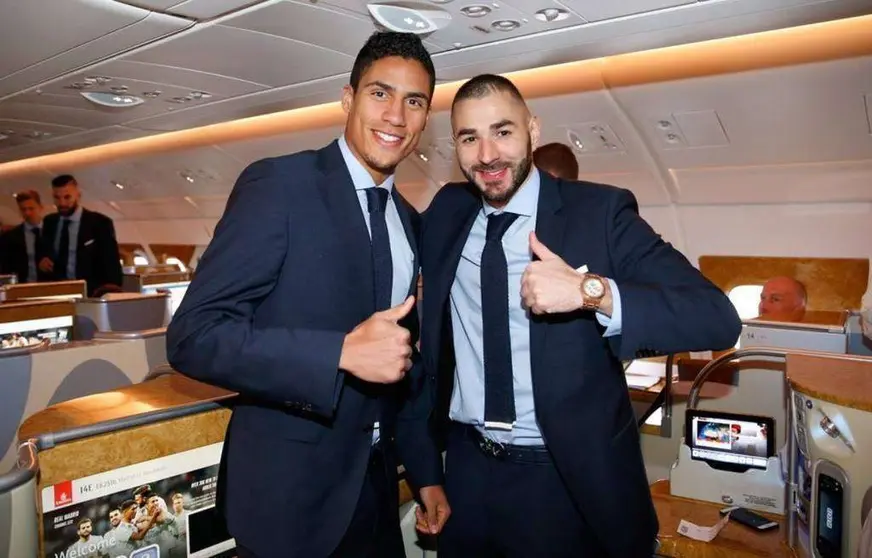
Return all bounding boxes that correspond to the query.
[758,276,807,322]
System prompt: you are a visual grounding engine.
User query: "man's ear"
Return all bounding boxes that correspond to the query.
[529,115,541,150]
[341,85,354,114]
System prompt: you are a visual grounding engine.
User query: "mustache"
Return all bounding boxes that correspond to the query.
[472,162,510,173]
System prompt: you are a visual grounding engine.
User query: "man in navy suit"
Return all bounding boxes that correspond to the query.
[42,175,123,296]
[416,74,742,557]
[166,31,449,558]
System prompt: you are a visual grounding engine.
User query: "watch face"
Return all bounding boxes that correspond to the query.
[583,278,605,298]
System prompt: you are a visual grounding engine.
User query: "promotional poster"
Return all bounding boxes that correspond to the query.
[41,443,234,558]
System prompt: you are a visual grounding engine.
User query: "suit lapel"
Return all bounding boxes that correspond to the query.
[316,141,375,317]
[75,210,92,279]
[427,199,478,370]
[530,174,566,372]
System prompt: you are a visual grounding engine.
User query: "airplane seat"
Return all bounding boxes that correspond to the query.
[0,442,39,558]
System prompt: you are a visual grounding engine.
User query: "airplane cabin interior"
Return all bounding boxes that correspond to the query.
[1,0,872,557]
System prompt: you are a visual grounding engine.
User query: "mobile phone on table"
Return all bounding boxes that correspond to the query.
[719,506,779,531]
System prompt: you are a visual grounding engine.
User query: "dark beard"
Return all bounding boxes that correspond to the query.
[463,149,533,206]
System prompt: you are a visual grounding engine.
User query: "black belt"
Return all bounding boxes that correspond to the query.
[455,423,552,464]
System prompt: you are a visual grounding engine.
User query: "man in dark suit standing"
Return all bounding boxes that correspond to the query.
[0,190,50,284]
[166,32,450,558]
[416,74,742,557]
[42,175,123,296]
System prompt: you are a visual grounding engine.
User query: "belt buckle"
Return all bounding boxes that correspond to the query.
[479,437,507,459]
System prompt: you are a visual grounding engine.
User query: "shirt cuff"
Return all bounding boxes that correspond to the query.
[595,278,622,337]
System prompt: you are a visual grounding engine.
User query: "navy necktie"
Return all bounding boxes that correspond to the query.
[55,218,71,280]
[30,227,43,277]
[482,211,519,430]
[365,188,392,311]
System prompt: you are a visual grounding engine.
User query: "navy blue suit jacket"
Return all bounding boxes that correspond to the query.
[43,209,123,296]
[419,174,742,558]
[166,141,441,557]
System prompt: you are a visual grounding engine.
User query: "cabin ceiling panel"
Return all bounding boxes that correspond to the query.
[220,126,345,163]
[124,77,346,132]
[145,148,245,196]
[82,200,127,221]
[48,160,162,202]
[166,0,273,19]
[187,196,230,218]
[612,55,872,169]
[0,120,86,153]
[672,159,872,204]
[0,126,155,165]
[316,0,585,51]
[112,199,203,219]
[0,79,229,131]
[561,0,695,22]
[222,1,434,57]
[0,0,149,79]
[530,92,651,175]
[0,7,190,99]
[126,24,353,87]
[86,60,267,99]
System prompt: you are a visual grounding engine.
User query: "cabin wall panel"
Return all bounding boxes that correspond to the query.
[677,202,872,265]
[673,160,872,204]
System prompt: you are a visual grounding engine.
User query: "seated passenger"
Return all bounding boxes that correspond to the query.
[758,276,807,322]
[532,142,579,180]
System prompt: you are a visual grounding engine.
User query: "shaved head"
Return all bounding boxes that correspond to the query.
[759,276,807,321]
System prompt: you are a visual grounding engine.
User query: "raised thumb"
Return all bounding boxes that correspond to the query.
[381,295,415,321]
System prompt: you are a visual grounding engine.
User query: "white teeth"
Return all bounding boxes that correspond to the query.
[374,131,401,143]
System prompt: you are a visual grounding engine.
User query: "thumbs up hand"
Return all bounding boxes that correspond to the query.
[339,296,416,383]
[521,232,585,315]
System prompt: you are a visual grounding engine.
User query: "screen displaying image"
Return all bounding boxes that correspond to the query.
[142,282,190,315]
[690,415,770,469]
[0,315,72,348]
[41,443,234,558]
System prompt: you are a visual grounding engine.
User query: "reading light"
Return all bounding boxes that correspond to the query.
[460,5,490,17]
[111,181,124,190]
[0,134,8,141]
[567,130,585,151]
[80,91,145,108]
[491,19,520,31]
[366,2,452,34]
[417,151,429,162]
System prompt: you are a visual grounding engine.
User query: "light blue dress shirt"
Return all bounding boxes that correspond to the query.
[24,222,42,282]
[448,168,623,445]
[337,135,415,443]
[52,205,83,280]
